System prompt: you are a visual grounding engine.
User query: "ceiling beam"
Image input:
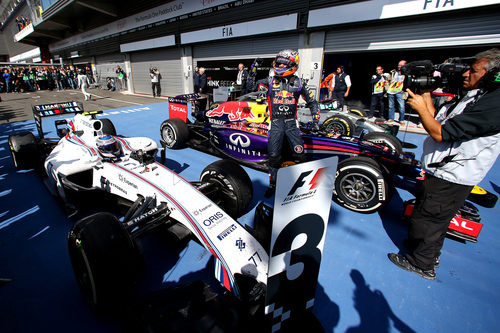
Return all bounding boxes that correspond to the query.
[75,1,118,17]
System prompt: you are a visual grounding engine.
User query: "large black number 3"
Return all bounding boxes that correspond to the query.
[266,213,325,313]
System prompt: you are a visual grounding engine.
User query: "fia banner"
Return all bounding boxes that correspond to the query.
[265,156,338,332]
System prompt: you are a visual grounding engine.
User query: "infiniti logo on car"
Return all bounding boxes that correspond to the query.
[229,133,251,148]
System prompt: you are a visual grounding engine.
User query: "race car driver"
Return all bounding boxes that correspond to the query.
[256,49,320,197]
[96,135,123,160]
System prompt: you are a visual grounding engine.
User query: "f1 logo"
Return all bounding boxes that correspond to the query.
[287,168,327,196]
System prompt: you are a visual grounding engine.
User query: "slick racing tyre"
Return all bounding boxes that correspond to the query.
[322,114,355,136]
[68,212,142,314]
[8,132,40,170]
[348,108,368,117]
[467,185,498,208]
[363,132,403,155]
[100,118,117,136]
[334,157,392,214]
[160,118,190,149]
[200,159,253,218]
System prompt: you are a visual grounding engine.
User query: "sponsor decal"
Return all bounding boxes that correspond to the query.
[206,102,256,121]
[294,145,303,153]
[449,216,482,238]
[217,224,237,240]
[282,168,327,205]
[118,174,138,189]
[272,90,296,105]
[229,133,250,148]
[235,238,246,251]
[202,211,226,229]
[169,102,188,122]
[208,118,226,125]
[192,203,212,216]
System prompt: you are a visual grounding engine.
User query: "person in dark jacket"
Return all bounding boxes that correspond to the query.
[198,67,207,94]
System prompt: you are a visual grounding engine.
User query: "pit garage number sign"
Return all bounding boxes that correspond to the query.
[265,157,338,332]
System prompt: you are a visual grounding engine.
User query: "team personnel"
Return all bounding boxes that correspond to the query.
[256,49,320,197]
[387,60,407,124]
[369,66,389,119]
[389,48,500,279]
[331,65,351,110]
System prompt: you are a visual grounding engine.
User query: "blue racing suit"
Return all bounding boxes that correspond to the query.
[257,75,320,185]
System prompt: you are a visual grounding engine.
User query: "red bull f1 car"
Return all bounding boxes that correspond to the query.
[160,94,497,242]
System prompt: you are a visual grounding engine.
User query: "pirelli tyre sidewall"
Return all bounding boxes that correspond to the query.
[68,212,142,313]
[160,118,189,149]
[334,157,391,213]
[322,114,355,136]
[8,131,40,170]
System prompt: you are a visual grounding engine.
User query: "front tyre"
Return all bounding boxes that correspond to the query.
[200,159,253,218]
[8,132,40,170]
[100,118,117,136]
[68,212,142,314]
[160,118,189,149]
[333,157,392,214]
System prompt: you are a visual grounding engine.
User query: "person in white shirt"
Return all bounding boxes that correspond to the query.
[77,69,91,101]
[150,67,161,98]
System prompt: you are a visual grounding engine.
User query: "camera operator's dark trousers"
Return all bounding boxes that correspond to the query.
[152,82,161,97]
[405,174,473,270]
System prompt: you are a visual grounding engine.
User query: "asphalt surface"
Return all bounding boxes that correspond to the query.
[0,88,166,124]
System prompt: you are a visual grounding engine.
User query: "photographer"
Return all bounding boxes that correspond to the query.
[150,67,161,98]
[389,48,500,280]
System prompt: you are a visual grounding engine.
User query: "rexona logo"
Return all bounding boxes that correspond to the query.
[282,168,327,205]
[203,211,225,228]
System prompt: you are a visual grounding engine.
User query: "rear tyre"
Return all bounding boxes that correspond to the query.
[363,132,403,155]
[8,132,40,170]
[334,157,392,214]
[160,118,190,149]
[100,118,117,136]
[200,159,253,218]
[68,212,142,314]
[322,114,355,136]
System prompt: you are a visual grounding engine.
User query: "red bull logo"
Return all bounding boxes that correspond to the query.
[272,90,296,105]
[206,102,256,121]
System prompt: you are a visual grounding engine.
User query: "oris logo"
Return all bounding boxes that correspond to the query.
[203,211,224,227]
[229,133,251,148]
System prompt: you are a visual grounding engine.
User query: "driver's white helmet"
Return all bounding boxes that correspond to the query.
[96,135,122,158]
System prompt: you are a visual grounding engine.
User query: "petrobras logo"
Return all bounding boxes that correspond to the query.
[202,211,225,228]
[217,224,237,241]
[282,167,327,205]
[229,133,250,148]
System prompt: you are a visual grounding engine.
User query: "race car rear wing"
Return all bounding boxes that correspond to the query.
[32,101,102,139]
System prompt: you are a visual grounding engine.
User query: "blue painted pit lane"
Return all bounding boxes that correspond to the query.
[0,101,499,333]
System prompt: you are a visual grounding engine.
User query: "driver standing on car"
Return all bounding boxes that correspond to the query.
[256,49,320,198]
[388,48,500,280]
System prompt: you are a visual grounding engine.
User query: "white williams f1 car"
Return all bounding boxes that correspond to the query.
[8,102,268,312]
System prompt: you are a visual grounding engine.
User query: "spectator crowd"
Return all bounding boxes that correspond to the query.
[0,66,95,93]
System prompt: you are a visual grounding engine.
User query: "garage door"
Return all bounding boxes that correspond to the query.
[130,48,183,96]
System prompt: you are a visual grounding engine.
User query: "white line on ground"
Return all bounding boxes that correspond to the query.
[91,93,142,105]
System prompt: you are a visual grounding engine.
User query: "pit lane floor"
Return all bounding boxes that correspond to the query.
[0,93,499,332]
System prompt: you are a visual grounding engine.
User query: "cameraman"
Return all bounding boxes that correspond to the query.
[150,67,161,98]
[389,48,500,280]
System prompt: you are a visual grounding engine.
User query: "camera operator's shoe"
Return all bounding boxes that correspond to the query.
[388,253,436,280]
[264,184,276,198]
